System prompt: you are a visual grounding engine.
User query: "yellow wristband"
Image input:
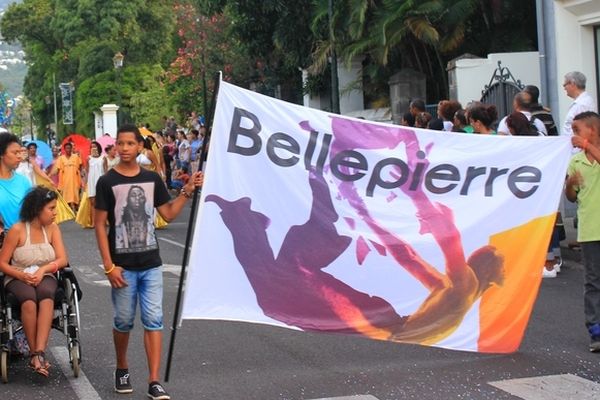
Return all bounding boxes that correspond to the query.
[104,264,116,275]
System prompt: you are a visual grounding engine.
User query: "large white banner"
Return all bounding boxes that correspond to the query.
[182,81,572,353]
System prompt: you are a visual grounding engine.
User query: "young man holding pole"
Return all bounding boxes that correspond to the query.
[94,125,203,399]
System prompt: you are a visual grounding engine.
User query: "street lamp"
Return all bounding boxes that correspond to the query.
[112,51,124,69]
[113,52,124,125]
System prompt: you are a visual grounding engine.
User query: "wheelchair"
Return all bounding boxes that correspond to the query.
[0,267,82,383]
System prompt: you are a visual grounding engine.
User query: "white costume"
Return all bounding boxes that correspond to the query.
[87,156,104,197]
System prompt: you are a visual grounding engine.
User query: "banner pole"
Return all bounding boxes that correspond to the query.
[165,72,222,382]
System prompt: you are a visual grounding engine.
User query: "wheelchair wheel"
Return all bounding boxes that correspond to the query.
[70,345,80,378]
[64,277,81,377]
[1,348,8,383]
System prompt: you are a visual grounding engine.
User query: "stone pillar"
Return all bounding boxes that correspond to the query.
[337,57,364,114]
[301,69,325,110]
[100,104,119,138]
[93,111,103,140]
[388,69,426,124]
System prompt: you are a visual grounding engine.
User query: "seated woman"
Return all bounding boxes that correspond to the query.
[170,165,190,191]
[0,186,68,377]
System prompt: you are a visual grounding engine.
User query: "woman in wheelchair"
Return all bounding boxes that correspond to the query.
[0,186,68,377]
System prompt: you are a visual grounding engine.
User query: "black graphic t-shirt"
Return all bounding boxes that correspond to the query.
[95,168,171,270]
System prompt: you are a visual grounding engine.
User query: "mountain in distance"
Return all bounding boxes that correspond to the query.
[0,0,26,97]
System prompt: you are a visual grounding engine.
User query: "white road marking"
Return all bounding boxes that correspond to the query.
[489,373,600,400]
[159,237,186,248]
[162,264,182,276]
[75,263,183,287]
[50,346,102,400]
[309,396,379,400]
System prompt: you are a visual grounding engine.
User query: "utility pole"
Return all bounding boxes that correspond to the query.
[113,52,124,126]
[202,52,208,118]
[53,73,58,137]
[30,106,34,141]
[328,0,340,114]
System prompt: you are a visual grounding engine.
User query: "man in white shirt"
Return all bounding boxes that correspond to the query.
[176,130,191,170]
[497,92,547,135]
[562,71,597,136]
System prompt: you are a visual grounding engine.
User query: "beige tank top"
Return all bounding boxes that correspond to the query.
[5,223,56,286]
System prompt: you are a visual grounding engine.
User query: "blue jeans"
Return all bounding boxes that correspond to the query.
[112,266,163,332]
[171,179,184,190]
[546,225,562,261]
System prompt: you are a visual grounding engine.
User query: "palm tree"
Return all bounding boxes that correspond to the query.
[309,0,482,100]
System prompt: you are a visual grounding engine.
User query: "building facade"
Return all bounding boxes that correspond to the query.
[540,1,600,131]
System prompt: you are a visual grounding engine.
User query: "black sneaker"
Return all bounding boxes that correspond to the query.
[147,381,170,400]
[115,368,133,393]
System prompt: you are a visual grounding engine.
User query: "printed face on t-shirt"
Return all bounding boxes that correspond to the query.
[112,182,157,253]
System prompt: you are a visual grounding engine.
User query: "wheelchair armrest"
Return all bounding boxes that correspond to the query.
[56,265,73,279]
[0,272,5,303]
[0,274,17,307]
[56,265,83,302]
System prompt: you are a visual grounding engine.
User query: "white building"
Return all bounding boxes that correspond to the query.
[448,52,541,109]
[539,1,600,131]
[300,1,600,129]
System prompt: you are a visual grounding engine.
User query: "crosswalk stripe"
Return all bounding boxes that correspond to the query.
[489,373,600,399]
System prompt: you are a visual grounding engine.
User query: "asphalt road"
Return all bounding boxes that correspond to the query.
[2,207,600,400]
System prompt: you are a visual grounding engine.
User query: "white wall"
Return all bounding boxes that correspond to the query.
[451,52,541,109]
[553,1,600,131]
[302,57,364,114]
[337,58,364,114]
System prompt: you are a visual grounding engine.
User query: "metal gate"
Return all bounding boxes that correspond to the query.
[480,61,524,118]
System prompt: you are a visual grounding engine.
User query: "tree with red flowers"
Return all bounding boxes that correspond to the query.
[167,2,254,121]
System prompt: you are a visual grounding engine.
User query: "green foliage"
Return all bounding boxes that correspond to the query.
[1,0,539,129]
[1,0,56,54]
[1,0,174,135]
[75,64,173,134]
[128,65,175,129]
[73,40,116,80]
[310,0,538,104]
[194,0,314,103]
[75,70,117,135]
